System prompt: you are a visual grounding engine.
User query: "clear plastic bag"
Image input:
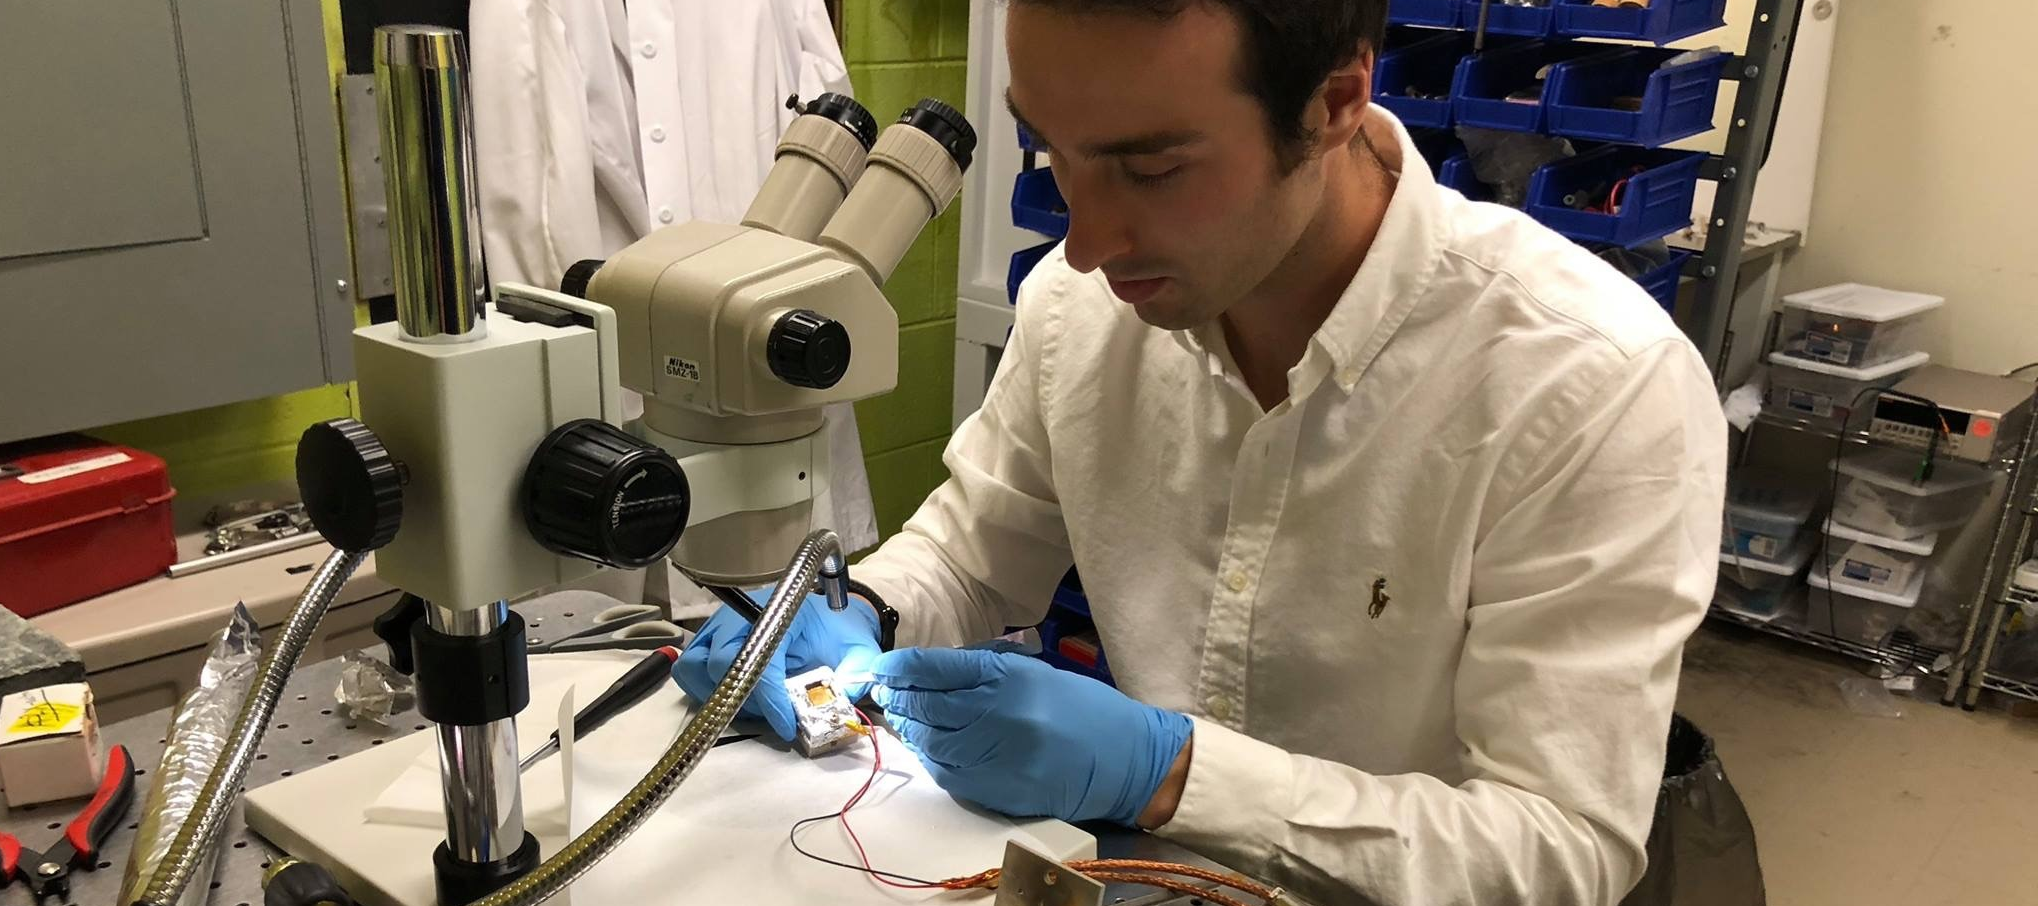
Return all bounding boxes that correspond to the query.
[120,604,262,906]
[1456,126,1575,208]
[335,649,416,725]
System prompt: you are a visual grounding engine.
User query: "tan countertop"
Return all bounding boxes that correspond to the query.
[33,544,394,671]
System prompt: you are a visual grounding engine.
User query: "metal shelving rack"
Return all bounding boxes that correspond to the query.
[1684,0,1805,377]
[1720,405,2038,707]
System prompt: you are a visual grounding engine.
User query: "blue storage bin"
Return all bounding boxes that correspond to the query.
[1450,40,1599,133]
[1459,0,1555,37]
[1374,31,1472,129]
[1438,153,1494,202]
[1554,0,1727,44]
[1635,248,1690,310]
[1016,122,1044,153]
[1545,47,1727,147]
[1007,240,1056,303]
[1526,147,1702,246]
[1389,0,1459,28]
[1011,167,1069,238]
[1409,127,1463,179]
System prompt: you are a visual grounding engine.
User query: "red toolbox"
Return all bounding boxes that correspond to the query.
[0,436,176,617]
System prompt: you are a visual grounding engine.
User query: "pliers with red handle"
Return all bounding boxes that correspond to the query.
[0,745,136,900]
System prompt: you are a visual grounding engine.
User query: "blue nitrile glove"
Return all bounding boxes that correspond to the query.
[870,645,1193,826]
[672,588,881,742]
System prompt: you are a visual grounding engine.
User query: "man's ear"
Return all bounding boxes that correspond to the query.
[1314,49,1376,154]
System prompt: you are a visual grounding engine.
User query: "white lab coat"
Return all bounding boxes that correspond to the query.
[470,0,877,606]
[855,111,1729,905]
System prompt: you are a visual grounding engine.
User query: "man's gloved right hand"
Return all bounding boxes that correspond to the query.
[671,588,882,742]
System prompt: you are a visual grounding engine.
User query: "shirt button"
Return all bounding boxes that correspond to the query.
[1207,697,1233,721]
[1225,571,1248,593]
[640,42,658,59]
[649,125,666,142]
[657,207,675,224]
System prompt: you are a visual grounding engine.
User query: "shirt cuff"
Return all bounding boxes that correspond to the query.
[1151,716,1292,864]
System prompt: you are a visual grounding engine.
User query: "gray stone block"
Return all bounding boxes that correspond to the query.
[0,608,86,699]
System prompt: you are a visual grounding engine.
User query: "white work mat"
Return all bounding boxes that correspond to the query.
[247,652,1092,906]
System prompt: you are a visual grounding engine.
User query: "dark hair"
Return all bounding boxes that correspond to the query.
[1013,0,1388,170]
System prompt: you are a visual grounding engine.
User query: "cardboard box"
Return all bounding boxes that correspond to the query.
[0,683,103,806]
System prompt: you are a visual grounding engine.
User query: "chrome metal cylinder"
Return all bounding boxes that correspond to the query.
[427,601,528,863]
[374,25,489,343]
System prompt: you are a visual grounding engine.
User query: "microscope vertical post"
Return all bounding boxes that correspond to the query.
[374,25,539,903]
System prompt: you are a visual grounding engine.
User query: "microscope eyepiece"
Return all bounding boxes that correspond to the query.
[896,98,976,171]
[799,93,879,151]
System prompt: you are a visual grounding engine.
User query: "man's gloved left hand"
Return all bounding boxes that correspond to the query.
[870,645,1192,827]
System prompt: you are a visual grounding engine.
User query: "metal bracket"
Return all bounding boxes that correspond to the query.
[993,841,1105,906]
[340,73,396,302]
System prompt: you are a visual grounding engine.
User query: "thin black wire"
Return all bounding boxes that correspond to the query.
[786,811,943,887]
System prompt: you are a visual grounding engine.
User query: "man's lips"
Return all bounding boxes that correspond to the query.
[1107,276,1171,305]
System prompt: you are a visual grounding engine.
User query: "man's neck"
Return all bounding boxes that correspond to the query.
[1221,117,1398,411]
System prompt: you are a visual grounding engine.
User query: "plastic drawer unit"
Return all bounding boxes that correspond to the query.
[1459,0,1555,36]
[1011,167,1068,239]
[1389,0,1460,29]
[1807,569,1922,647]
[1451,41,1605,134]
[1764,350,1930,431]
[1829,448,1995,540]
[1545,47,1728,147]
[1820,521,1937,595]
[1722,472,1817,562]
[1716,533,1814,620]
[1774,283,1945,370]
[1526,146,1704,246]
[1375,30,1474,129]
[1553,0,1729,45]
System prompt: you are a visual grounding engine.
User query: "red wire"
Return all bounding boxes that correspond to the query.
[838,706,944,891]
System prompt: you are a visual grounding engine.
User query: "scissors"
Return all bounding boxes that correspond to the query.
[528,603,687,655]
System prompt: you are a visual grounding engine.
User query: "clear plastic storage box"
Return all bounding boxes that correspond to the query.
[1830,449,1994,540]
[1765,350,1929,431]
[1820,520,1937,594]
[1722,472,1817,562]
[1717,532,1814,619]
[1775,283,1944,369]
[1807,569,1922,647]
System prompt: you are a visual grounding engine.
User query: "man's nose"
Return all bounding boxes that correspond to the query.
[1055,175,1132,274]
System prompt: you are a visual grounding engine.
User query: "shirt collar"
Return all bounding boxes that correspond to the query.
[1171,108,1450,395]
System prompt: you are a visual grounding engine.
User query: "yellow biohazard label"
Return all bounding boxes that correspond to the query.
[8,701,81,734]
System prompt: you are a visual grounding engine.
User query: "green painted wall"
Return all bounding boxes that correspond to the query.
[845,0,971,539]
[88,0,969,538]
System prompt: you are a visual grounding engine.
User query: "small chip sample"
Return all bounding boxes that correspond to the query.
[785,665,862,757]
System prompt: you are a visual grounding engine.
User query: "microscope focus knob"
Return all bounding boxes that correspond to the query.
[295,418,406,552]
[522,419,690,570]
[767,309,852,390]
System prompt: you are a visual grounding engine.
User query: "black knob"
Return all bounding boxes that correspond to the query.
[560,259,605,299]
[522,420,689,570]
[767,309,852,390]
[898,98,976,171]
[296,418,405,552]
[795,92,879,151]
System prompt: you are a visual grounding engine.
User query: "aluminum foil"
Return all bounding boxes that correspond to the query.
[120,603,263,906]
[334,649,415,725]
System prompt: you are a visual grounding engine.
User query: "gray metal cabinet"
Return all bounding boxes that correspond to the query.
[0,0,354,443]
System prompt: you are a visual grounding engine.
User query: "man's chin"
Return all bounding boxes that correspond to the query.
[1130,299,1213,332]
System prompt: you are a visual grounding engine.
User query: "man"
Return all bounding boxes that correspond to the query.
[677,1,1727,903]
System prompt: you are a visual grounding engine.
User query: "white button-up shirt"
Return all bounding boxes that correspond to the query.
[857,115,1728,905]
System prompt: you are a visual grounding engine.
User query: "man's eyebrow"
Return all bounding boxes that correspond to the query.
[1006,90,1202,159]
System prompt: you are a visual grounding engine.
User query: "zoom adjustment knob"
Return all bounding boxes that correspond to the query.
[522,420,689,569]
